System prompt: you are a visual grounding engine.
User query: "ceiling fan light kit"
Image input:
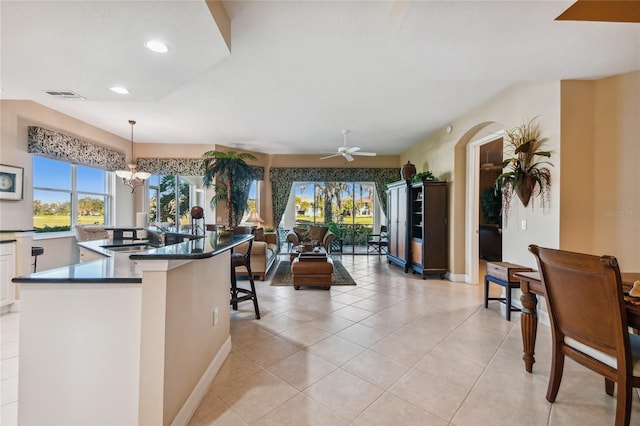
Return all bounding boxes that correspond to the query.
[319,130,377,162]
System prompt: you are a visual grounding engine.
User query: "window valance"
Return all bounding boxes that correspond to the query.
[269,167,399,228]
[136,158,205,176]
[28,126,126,171]
[136,158,264,180]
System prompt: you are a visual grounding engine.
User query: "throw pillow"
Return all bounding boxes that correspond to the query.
[307,225,328,242]
[254,227,265,242]
[293,226,308,240]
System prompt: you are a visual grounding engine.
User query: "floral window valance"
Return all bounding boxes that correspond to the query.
[28,126,126,171]
[136,158,264,180]
[269,167,399,228]
[136,158,205,176]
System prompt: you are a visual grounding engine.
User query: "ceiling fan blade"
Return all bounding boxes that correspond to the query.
[320,153,341,160]
[346,146,361,153]
[344,153,355,162]
[352,151,377,156]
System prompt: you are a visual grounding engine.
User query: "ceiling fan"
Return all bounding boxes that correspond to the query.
[320,130,377,162]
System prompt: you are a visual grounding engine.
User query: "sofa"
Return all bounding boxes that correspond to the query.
[286,225,336,252]
[233,229,279,281]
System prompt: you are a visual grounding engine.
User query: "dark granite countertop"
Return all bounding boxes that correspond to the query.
[12,232,252,284]
[0,239,17,244]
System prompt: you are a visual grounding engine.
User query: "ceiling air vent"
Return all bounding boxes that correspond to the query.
[45,90,86,100]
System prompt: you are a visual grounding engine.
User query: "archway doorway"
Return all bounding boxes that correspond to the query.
[465,131,504,284]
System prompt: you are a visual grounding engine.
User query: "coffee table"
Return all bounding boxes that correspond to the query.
[289,246,327,263]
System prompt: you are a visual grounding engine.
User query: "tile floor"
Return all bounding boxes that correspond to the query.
[2,254,640,425]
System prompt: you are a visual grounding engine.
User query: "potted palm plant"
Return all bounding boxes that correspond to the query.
[495,117,552,219]
[202,150,258,227]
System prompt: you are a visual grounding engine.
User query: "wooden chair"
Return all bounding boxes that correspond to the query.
[230,226,260,319]
[367,225,388,255]
[529,245,640,426]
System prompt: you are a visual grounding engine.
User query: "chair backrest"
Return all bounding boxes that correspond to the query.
[232,226,255,256]
[528,245,631,369]
[380,225,388,238]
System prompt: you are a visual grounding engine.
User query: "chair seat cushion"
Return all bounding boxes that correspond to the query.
[565,334,640,375]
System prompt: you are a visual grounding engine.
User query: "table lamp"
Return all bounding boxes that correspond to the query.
[246,211,264,227]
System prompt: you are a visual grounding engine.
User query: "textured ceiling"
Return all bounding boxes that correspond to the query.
[1,1,639,156]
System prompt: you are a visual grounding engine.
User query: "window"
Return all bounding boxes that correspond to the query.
[289,181,379,253]
[148,174,204,232]
[33,156,111,233]
[242,180,259,223]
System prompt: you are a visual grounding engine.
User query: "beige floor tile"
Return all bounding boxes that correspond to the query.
[354,392,448,426]
[341,349,412,389]
[328,293,365,305]
[236,335,301,368]
[229,322,274,350]
[213,369,297,424]
[306,335,365,367]
[211,350,264,390]
[267,351,337,391]
[334,323,388,348]
[389,368,470,421]
[304,313,355,334]
[413,347,486,389]
[370,334,431,366]
[252,393,348,426]
[331,305,375,322]
[254,312,296,335]
[188,390,245,426]
[304,369,384,421]
[277,323,332,349]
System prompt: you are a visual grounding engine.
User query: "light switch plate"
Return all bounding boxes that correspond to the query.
[521,220,527,230]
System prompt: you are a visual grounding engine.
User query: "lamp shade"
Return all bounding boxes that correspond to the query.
[246,211,264,224]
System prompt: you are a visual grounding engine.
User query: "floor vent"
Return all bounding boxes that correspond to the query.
[44,90,86,100]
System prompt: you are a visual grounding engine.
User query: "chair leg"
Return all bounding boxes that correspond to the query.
[506,286,512,321]
[230,266,239,311]
[614,380,632,426]
[546,347,565,402]
[245,263,260,320]
[484,278,489,309]
[605,377,615,396]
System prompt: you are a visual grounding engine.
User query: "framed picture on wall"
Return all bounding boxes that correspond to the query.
[0,164,24,200]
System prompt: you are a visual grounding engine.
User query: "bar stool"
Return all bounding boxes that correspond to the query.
[230,226,260,319]
[31,246,44,272]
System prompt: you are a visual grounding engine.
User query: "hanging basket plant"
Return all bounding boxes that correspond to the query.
[495,117,553,222]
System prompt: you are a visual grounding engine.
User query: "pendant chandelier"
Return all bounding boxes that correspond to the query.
[115,120,151,192]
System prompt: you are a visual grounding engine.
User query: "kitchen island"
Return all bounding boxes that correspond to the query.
[12,232,252,426]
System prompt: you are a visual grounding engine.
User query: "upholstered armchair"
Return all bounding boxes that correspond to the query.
[286,225,335,252]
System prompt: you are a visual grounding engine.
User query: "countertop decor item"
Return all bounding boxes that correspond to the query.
[495,117,552,221]
[202,150,258,227]
[400,161,416,180]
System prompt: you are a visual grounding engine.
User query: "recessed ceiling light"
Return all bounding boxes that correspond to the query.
[110,86,130,95]
[145,40,169,53]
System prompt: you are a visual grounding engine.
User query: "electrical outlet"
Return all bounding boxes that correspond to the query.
[521,220,527,230]
[213,307,219,326]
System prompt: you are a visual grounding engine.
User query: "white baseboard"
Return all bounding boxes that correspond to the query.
[446,272,468,283]
[171,336,232,426]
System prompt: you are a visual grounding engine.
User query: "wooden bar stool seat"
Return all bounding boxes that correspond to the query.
[484,262,532,321]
